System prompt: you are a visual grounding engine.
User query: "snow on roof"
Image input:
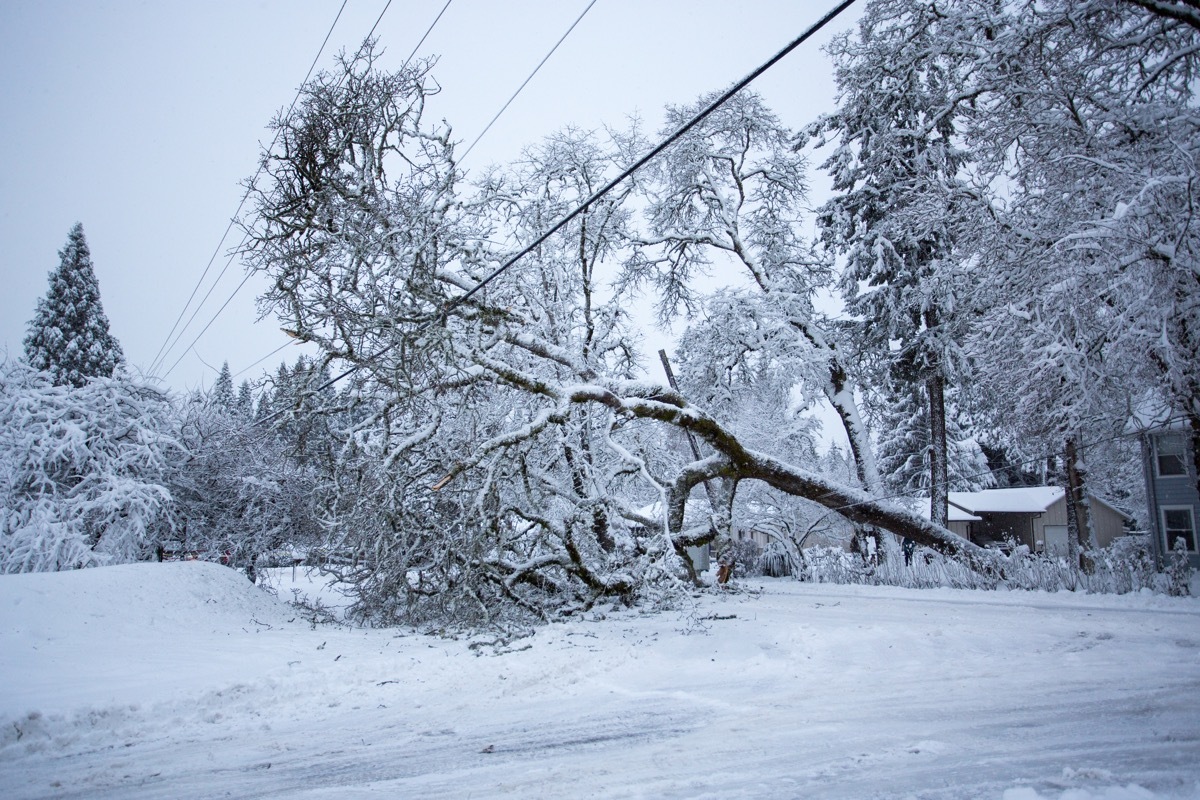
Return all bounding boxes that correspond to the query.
[948,487,1065,514]
[1124,393,1191,433]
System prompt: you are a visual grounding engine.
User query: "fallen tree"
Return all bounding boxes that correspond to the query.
[239,44,998,625]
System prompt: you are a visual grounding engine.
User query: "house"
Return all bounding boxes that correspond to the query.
[1129,403,1199,568]
[943,487,1131,554]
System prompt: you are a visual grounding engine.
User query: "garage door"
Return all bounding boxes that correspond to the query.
[1042,525,1069,556]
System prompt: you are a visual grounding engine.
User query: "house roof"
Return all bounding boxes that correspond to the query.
[949,487,1065,514]
[1124,393,1191,433]
[948,487,1132,520]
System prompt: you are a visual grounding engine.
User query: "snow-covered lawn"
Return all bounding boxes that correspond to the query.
[1,562,1198,799]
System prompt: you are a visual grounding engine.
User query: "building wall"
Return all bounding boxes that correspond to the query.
[1147,431,1200,567]
[1034,498,1127,549]
[947,520,972,539]
[1089,501,1131,548]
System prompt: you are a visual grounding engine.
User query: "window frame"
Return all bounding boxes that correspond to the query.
[1161,505,1197,554]
[1154,433,1189,478]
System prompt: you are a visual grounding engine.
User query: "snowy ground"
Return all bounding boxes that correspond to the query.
[1,562,1198,799]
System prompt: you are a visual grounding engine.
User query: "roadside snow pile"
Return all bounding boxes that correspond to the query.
[1,561,295,637]
[2,564,1199,799]
[1005,783,1165,800]
[0,562,303,720]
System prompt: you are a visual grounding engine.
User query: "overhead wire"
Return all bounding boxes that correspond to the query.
[225,0,591,389]
[231,340,295,381]
[457,0,598,165]
[149,0,350,376]
[402,0,452,66]
[160,271,255,379]
[156,0,410,381]
[152,250,241,377]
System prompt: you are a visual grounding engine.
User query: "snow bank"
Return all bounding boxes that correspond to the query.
[1,561,296,637]
[0,562,302,719]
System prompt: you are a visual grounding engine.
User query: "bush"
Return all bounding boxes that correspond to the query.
[0,361,176,572]
[759,540,793,577]
[788,534,1188,595]
[724,538,763,578]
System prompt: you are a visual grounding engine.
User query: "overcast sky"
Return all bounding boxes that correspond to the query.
[0,0,861,395]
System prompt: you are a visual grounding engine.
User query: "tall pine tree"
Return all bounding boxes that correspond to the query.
[806,0,986,524]
[24,224,124,387]
[211,361,236,411]
[875,380,993,496]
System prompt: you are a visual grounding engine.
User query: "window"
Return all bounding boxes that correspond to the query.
[1162,506,1197,553]
[1156,434,1188,477]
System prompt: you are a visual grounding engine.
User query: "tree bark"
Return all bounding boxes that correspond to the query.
[567,384,999,573]
[927,373,949,527]
[1063,436,1094,566]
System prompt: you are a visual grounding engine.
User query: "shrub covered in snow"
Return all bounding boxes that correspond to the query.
[166,391,325,579]
[787,535,1189,596]
[0,361,176,572]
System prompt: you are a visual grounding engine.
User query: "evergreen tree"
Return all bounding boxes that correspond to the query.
[876,380,993,496]
[24,224,124,387]
[876,383,930,496]
[211,361,235,411]
[806,0,984,524]
[235,380,255,418]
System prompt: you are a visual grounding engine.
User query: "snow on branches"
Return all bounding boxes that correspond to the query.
[0,361,175,573]
[237,46,1001,626]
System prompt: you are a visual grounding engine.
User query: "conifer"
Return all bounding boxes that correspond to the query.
[24,224,124,387]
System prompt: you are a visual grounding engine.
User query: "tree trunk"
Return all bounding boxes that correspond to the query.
[826,370,881,493]
[1063,436,1094,567]
[784,320,880,494]
[660,350,730,579]
[927,373,949,527]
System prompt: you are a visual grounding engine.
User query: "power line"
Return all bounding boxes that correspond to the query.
[160,271,256,379]
[196,0,463,388]
[362,0,395,44]
[232,340,295,380]
[438,0,860,326]
[151,251,240,376]
[219,0,586,386]
[260,0,859,421]
[401,0,452,69]
[149,0,350,376]
[458,0,598,165]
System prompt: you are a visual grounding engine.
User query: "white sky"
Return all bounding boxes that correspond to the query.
[0,0,860,394]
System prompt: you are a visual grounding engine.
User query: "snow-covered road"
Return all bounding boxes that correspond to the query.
[1,562,1198,799]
